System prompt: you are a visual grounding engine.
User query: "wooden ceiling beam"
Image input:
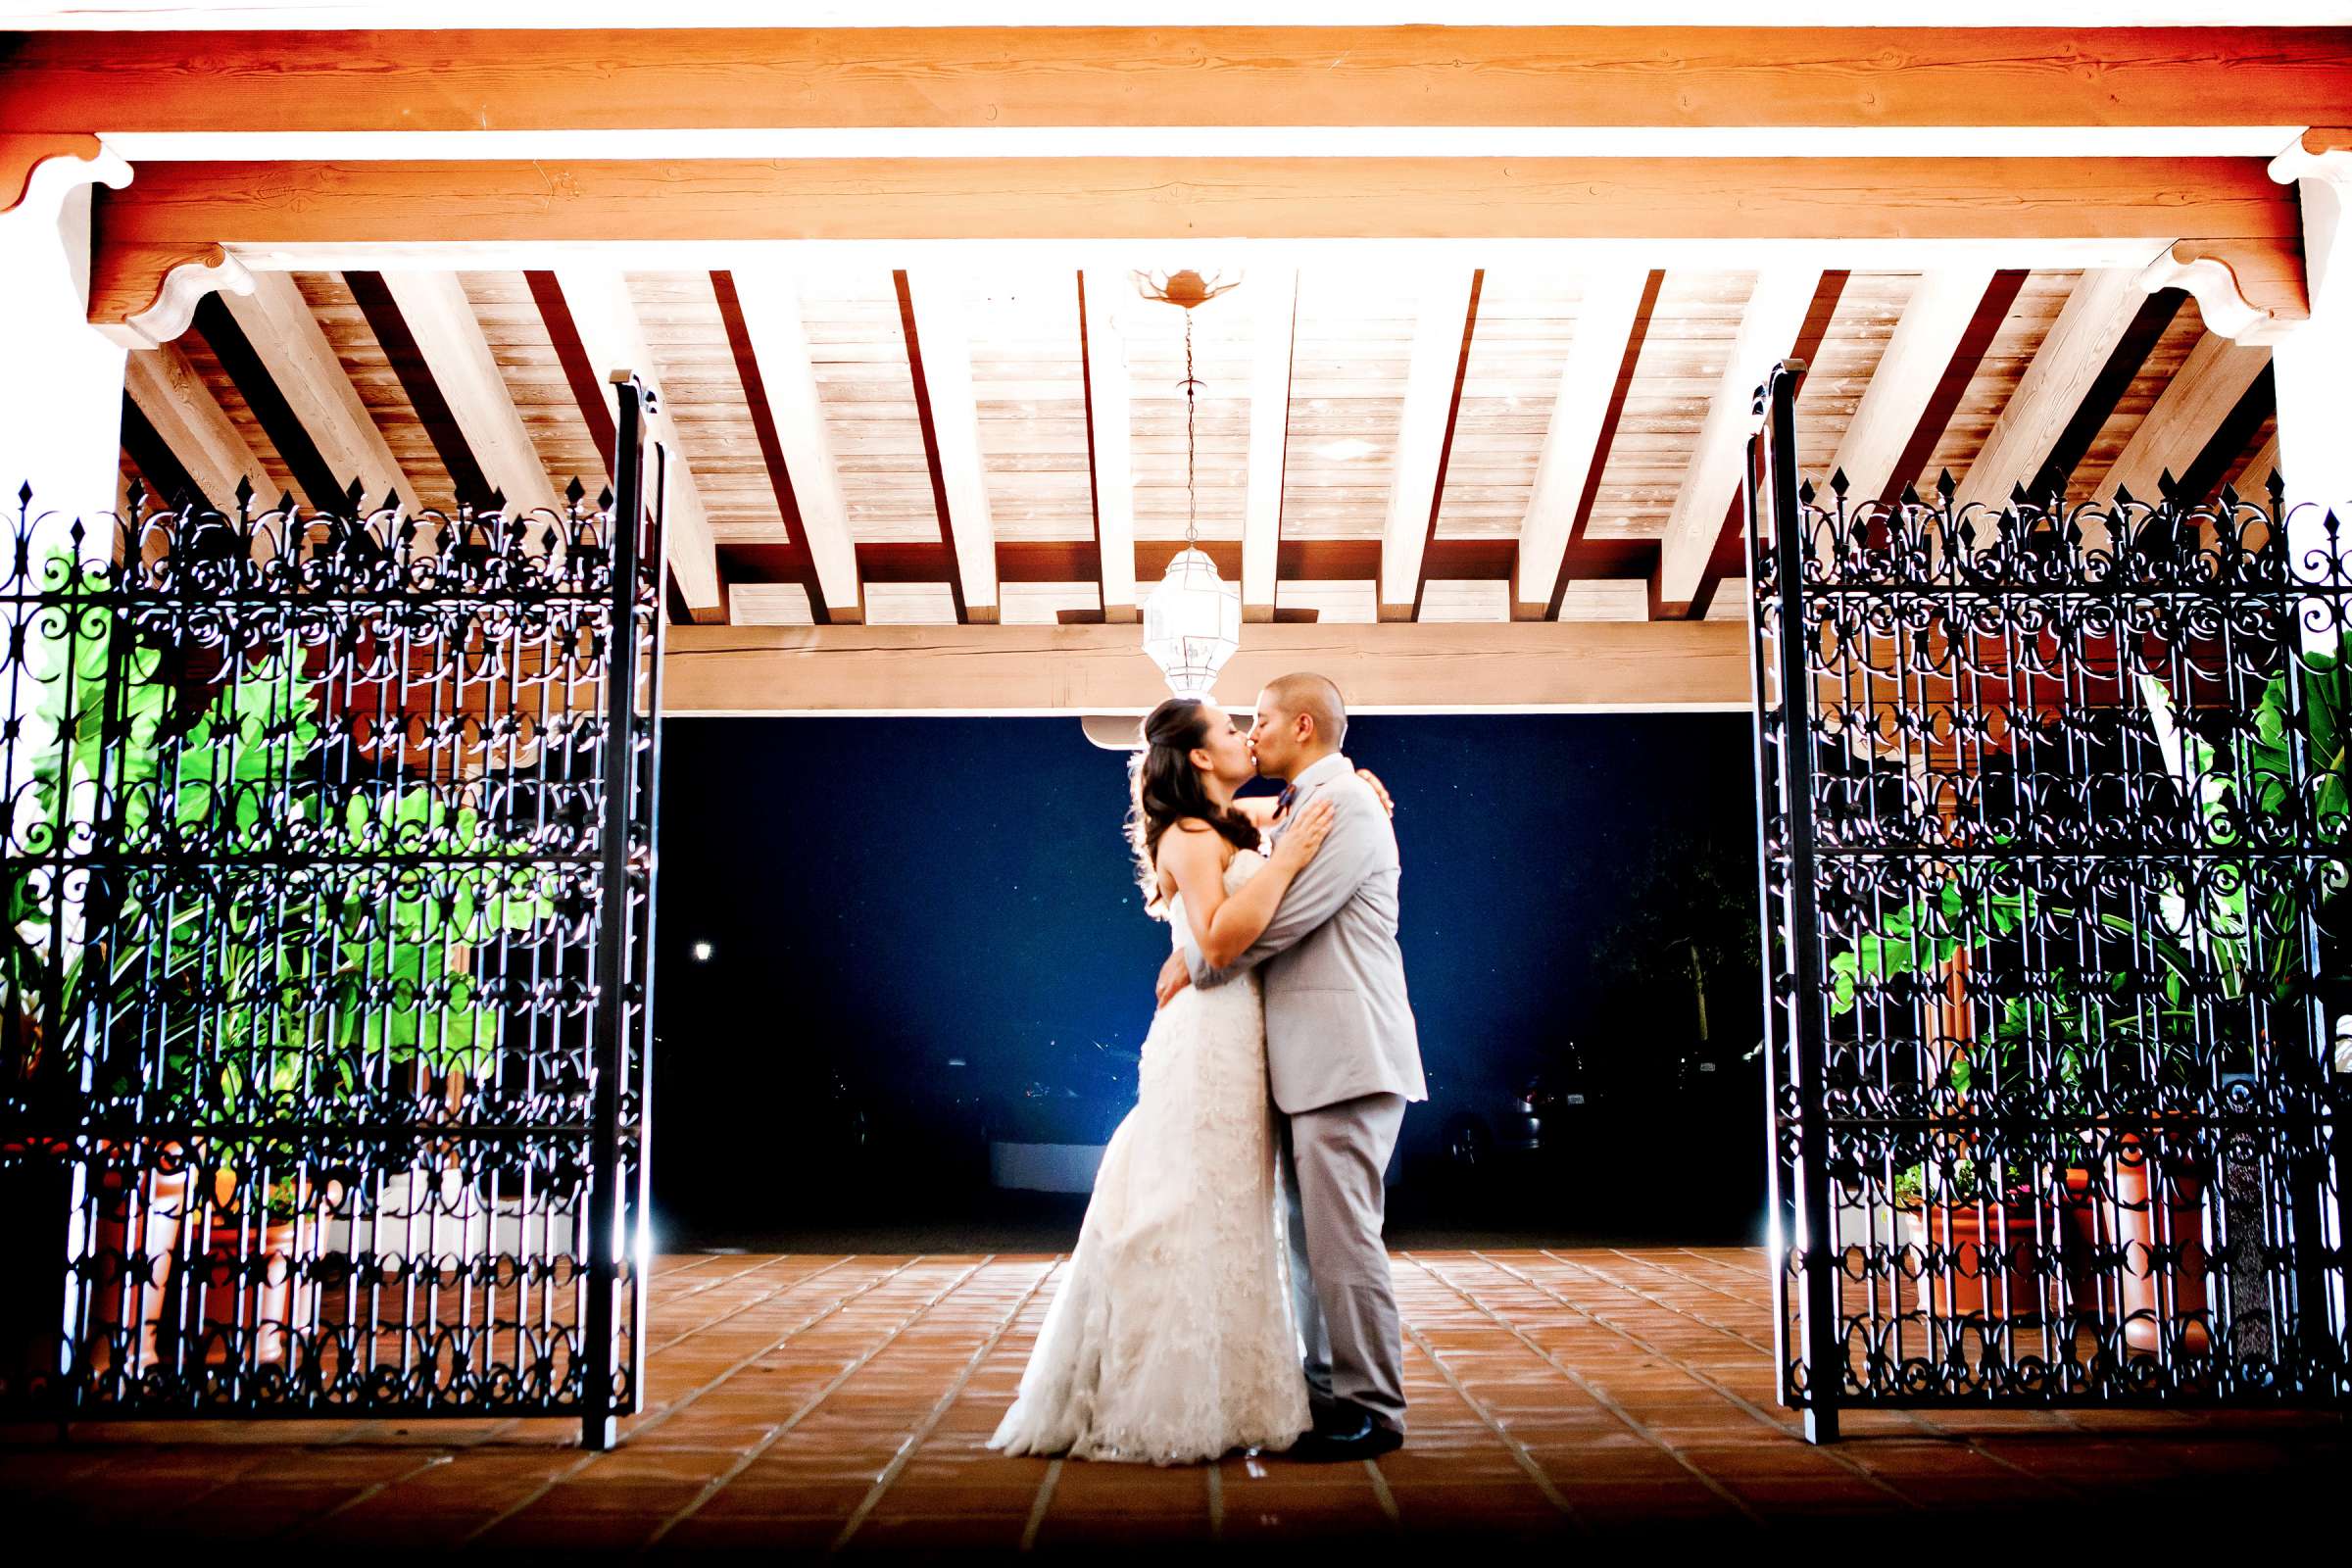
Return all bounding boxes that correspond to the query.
[2091,330,2273,509]
[723,267,863,625]
[216,270,418,511]
[371,271,564,523]
[83,158,2298,332]
[1077,270,1139,625]
[2235,431,2283,497]
[1513,267,1648,621]
[1952,267,2148,513]
[1825,268,1997,506]
[549,270,725,620]
[1242,268,1299,625]
[14,27,2349,141]
[1379,270,1480,620]
[122,341,275,513]
[662,618,1752,716]
[900,270,999,624]
[1654,270,1824,611]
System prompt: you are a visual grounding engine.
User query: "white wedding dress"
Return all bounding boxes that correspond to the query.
[989,851,1310,1464]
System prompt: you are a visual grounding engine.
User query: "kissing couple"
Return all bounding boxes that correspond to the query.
[990,672,1426,1465]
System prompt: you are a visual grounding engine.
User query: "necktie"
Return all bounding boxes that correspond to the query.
[1275,784,1298,819]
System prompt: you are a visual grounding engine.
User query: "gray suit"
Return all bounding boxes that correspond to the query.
[1184,751,1425,1432]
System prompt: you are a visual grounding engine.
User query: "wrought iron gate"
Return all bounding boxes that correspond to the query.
[1747,359,2351,1442]
[0,375,666,1448]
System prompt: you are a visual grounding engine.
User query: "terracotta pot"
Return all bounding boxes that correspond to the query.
[194,1219,298,1365]
[1898,1203,2051,1321]
[88,1160,193,1373]
[2104,1135,2212,1353]
[2053,1165,2102,1313]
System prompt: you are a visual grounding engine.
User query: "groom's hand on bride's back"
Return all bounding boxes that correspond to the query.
[1154,949,1192,1009]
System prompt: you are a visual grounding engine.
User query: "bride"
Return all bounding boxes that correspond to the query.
[989,696,1336,1464]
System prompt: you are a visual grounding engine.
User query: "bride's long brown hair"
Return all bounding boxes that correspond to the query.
[1128,698,1260,916]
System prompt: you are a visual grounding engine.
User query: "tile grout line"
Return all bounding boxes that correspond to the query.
[1018,1457,1063,1552]
[459,1254,932,1544]
[643,1254,856,1357]
[1481,1250,1922,1510]
[642,1255,997,1548]
[1388,1259,1590,1535]
[1204,1458,1223,1541]
[1590,1249,2090,1496]
[1399,1250,1759,1527]
[276,1452,457,1540]
[1362,1457,1400,1526]
[830,1255,1057,1552]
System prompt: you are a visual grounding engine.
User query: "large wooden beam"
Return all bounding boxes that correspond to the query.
[1826,268,1996,506]
[1953,268,2147,512]
[1242,268,1298,625]
[216,270,418,509]
[661,618,1751,715]
[84,157,2298,329]
[902,270,999,624]
[724,267,863,624]
[1655,270,1823,610]
[372,270,564,522]
[122,341,275,512]
[1513,268,1648,621]
[549,269,725,619]
[1078,270,1139,624]
[2090,331,2272,507]
[1379,270,1480,620]
[12,27,2350,143]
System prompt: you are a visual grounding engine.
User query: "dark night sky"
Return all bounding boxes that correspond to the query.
[648,712,1761,1237]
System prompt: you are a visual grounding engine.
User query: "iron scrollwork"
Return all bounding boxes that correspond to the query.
[0,407,663,1445]
[1748,359,2352,1436]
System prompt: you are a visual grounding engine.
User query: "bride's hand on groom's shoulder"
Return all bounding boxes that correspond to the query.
[1357,768,1395,817]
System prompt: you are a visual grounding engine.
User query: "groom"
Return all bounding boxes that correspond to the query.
[1155,672,1425,1462]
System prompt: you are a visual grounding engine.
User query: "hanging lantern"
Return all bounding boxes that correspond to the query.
[1134,267,1245,700]
[1142,546,1241,699]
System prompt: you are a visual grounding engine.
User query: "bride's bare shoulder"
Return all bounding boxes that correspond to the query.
[1155,818,1237,871]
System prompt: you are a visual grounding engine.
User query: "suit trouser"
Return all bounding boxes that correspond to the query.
[1280,1091,1409,1434]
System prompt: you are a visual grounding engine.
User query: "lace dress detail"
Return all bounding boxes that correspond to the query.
[989,851,1309,1463]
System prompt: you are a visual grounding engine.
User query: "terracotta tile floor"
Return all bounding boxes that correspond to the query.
[5,1248,2343,1555]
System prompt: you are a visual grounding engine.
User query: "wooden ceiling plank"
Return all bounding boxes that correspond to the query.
[1513,267,1647,620]
[1242,268,1299,624]
[122,341,274,513]
[550,268,725,620]
[1654,269,1823,609]
[904,270,1000,623]
[662,618,1752,716]
[2090,330,2272,507]
[372,270,565,523]
[1826,267,1996,506]
[1379,269,1481,619]
[1078,269,1140,624]
[1952,267,2147,512]
[725,267,863,625]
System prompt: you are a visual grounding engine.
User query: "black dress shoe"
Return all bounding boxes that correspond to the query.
[1286,1411,1404,1463]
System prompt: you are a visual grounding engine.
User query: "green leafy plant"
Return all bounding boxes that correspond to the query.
[1891,1154,2028,1211]
[4,566,558,1215]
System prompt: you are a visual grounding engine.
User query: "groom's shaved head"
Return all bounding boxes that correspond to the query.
[1264,672,1347,748]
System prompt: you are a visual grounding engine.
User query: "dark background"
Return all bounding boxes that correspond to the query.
[647,712,1769,1250]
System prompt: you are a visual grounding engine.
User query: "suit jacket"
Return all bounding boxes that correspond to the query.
[1183,751,1427,1114]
